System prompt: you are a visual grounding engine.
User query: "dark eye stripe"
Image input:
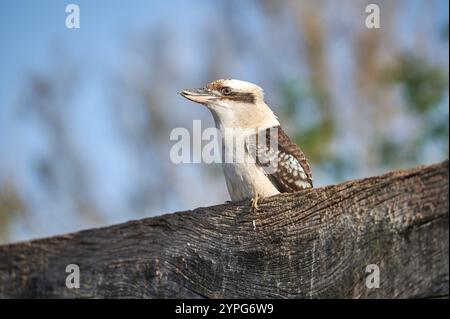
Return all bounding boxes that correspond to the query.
[222,92,255,104]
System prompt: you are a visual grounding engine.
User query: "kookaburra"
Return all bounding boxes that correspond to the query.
[180,79,312,210]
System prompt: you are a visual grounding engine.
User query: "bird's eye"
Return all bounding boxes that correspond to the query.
[221,87,232,95]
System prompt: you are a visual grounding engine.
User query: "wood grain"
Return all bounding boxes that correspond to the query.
[0,161,448,298]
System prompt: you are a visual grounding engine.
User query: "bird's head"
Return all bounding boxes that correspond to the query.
[180,79,279,130]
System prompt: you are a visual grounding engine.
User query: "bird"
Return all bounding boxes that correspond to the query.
[180,79,312,211]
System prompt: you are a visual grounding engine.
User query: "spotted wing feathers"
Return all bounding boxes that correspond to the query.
[246,126,313,192]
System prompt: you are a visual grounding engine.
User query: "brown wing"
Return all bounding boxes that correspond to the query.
[246,126,313,193]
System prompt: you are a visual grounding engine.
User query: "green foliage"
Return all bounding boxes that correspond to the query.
[384,54,448,114]
[441,22,449,41]
[278,53,449,177]
[0,184,23,244]
[293,118,334,163]
[277,80,335,164]
[378,138,420,167]
[379,53,449,167]
[277,80,308,119]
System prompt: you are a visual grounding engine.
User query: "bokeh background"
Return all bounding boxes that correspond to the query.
[0,0,448,244]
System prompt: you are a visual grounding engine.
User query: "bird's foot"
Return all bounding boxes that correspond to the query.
[250,194,259,213]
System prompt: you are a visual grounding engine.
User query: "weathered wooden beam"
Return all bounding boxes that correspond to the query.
[0,161,448,298]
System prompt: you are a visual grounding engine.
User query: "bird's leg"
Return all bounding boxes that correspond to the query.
[250,192,259,213]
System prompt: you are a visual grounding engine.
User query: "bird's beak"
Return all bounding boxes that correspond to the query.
[179,88,218,105]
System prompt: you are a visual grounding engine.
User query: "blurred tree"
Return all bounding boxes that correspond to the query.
[15,53,104,228]
[379,53,449,165]
[0,182,23,244]
[385,55,448,115]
